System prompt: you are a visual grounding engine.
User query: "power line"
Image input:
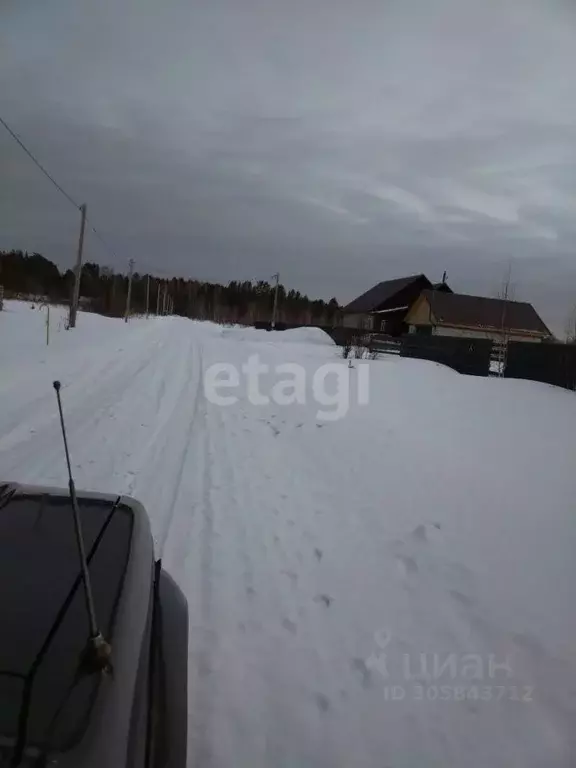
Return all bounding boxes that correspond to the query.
[1,112,131,270]
[88,223,122,263]
[0,113,81,211]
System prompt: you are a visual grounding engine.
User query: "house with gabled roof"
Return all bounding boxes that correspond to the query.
[405,290,552,342]
[342,274,451,335]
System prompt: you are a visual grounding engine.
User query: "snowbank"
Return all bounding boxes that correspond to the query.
[217,324,335,347]
[271,326,336,346]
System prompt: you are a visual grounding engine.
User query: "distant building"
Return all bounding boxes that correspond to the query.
[342,274,451,335]
[405,290,552,342]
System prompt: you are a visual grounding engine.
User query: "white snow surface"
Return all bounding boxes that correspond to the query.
[1,300,576,767]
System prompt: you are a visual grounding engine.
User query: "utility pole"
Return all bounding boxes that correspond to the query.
[271,272,280,329]
[69,203,87,329]
[124,258,135,322]
[146,274,150,317]
[162,282,168,315]
[492,263,512,377]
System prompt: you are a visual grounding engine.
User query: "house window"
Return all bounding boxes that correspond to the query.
[361,315,374,330]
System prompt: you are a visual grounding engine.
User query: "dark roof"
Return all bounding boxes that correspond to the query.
[422,290,551,336]
[431,282,453,293]
[343,274,430,313]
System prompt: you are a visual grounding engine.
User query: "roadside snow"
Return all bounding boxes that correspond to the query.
[1,300,575,768]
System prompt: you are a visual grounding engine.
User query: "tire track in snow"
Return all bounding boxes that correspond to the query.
[191,395,217,768]
[0,325,169,483]
[174,350,231,768]
[193,396,343,767]
[0,321,168,459]
[156,341,204,557]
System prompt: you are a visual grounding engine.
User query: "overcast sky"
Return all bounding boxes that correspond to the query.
[1,0,576,334]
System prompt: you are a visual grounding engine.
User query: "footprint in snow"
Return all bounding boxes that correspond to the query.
[314,548,323,561]
[282,570,298,587]
[410,522,443,544]
[314,594,333,608]
[282,618,298,634]
[351,657,373,689]
[411,524,428,543]
[314,693,330,713]
[395,554,418,577]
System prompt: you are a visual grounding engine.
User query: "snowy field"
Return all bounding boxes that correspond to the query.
[1,300,576,768]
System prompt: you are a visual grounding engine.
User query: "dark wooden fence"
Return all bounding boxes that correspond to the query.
[251,321,576,391]
[506,342,576,390]
[366,333,576,388]
[399,336,493,376]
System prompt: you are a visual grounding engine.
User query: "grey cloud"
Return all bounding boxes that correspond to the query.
[2,0,576,335]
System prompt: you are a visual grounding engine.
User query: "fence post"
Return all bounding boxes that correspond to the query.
[40,302,50,345]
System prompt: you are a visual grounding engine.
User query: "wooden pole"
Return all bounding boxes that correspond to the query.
[69,203,87,329]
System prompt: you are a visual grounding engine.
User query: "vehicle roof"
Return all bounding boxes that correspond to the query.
[0,486,134,759]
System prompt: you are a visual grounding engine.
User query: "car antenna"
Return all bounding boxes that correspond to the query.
[53,381,112,675]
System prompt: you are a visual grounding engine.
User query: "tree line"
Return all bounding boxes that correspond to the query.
[0,250,342,326]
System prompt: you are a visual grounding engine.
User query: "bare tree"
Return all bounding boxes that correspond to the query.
[564,305,576,343]
[352,334,370,359]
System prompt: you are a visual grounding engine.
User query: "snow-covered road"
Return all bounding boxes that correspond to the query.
[1,302,576,767]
